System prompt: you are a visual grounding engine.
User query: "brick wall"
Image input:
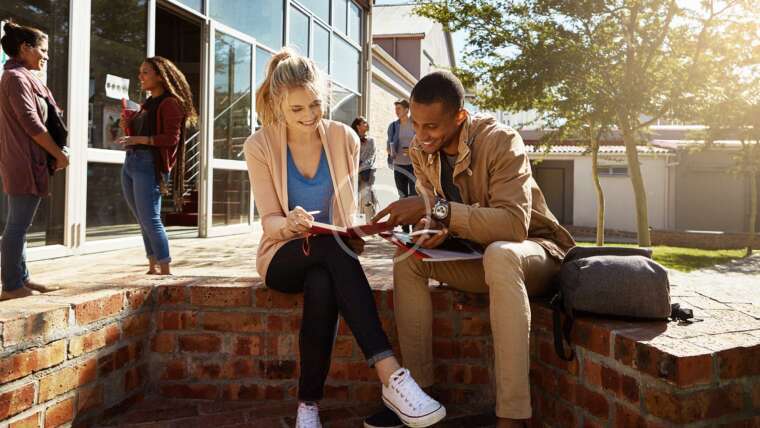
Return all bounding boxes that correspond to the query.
[151,280,495,405]
[0,284,156,427]
[567,225,760,250]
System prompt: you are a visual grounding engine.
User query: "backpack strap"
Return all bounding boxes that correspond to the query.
[550,293,575,361]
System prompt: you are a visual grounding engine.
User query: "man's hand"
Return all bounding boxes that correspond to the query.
[372,195,432,227]
[412,218,448,249]
[345,237,365,255]
[54,151,70,171]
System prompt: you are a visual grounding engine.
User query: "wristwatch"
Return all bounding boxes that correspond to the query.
[431,197,450,222]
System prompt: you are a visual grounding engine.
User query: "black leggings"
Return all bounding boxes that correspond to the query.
[266,236,393,401]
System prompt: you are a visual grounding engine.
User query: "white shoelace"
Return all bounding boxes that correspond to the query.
[391,370,431,412]
[297,402,320,428]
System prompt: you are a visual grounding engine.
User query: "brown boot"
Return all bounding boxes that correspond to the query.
[0,286,39,301]
[25,281,61,293]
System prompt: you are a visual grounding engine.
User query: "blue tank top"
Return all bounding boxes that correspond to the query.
[286,147,334,224]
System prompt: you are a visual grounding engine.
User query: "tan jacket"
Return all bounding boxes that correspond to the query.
[410,114,575,260]
[244,119,359,280]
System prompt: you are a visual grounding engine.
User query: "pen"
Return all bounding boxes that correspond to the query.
[306,210,320,215]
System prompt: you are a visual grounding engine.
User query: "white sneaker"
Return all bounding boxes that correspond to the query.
[382,368,446,427]
[296,402,322,428]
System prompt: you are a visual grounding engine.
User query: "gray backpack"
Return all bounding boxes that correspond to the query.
[551,246,688,361]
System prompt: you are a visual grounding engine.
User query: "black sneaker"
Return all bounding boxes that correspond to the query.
[364,405,404,428]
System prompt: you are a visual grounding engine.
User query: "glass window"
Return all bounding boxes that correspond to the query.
[256,48,272,88]
[213,33,253,160]
[213,170,251,226]
[289,5,310,56]
[295,0,329,24]
[348,2,361,43]
[176,0,202,12]
[86,163,140,240]
[331,84,359,126]
[0,1,70,247]
[333,0,347,34]
[313,24,329,73]
[89,0,148,150]
[210,0,283,49]
[331,35,360,92]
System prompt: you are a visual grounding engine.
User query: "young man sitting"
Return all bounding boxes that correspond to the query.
[365,71,575,428]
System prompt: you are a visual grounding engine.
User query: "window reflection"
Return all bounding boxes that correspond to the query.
[331,34,359,92]
[89,0,148,150]
[331,84,359,126]
[213,170,251,226]
[289,5,310,56]
[213,33,252,160]
[210,0,283,49]
[313,23,330,73]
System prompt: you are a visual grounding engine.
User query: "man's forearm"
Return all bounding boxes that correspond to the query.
[31,132,65,158]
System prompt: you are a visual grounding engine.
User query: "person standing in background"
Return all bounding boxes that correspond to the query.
[386,99,415,231]
[351,116,377,220]
[0,20,69,301]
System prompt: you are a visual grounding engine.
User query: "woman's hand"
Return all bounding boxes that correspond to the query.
[54,150,70,171]
[119,111,132,132]
[285,206,314,235]
[116,136,149,146]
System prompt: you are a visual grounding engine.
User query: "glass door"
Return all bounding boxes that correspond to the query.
[200,21,255,236]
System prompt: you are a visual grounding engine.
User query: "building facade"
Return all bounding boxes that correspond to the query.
[1,0,371,261]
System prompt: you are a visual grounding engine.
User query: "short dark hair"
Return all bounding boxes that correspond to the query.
[394,99,409,109]
[1,19,47,58]
[410,71,465,115]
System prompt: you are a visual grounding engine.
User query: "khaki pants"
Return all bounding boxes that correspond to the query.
[393,240,559,419]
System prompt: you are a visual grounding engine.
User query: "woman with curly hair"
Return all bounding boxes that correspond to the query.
[118,56,197,275]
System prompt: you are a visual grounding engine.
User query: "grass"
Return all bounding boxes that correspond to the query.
[576,242,747,272]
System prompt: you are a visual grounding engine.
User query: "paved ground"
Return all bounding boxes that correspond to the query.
[102,398,497,428]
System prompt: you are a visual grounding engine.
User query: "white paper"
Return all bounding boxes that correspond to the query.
[105,74,130,100]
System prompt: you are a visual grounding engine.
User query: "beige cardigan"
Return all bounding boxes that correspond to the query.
[244,119,360,281]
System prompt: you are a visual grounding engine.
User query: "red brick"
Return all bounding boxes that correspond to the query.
[202,312,263,333]
[1,306,69,347]
[193,362,222,379]
[161,359,187,380]
[122,312,151,338]
[460,339,488,358]
[124,366,144,392]
[353,384,381,402]
[99,343,142,376]
[179,334,221,353]
[74,292,124,325]
[158,286,187,304]
[571,319,611,357]
[151,332,175,353]
[553,399,578,428]
[530,303,554,331]
[538,340,579,375]
[337,319,350,335]
[432,317,454,337]
[0,383,35,420]
[323,384,350,401]
[221,359,257,379]
[753,381,760,409]
[333,337,354,358]
[434,339,460,359]
[126,287,151,310]
[191,286,252,307]
[45,397,74,428]
[0,340,66,384]
[616,333,713,387]
[578,384,609,419]
[264,335,296,357]
[614,403,647,428]
[431,292,452,311]
[584,358,603,388]
[9,412,40,428]
[69,324,121,357]
[258,360,297,379]
[77,383,103,413]
[452,292,489,312]
[644,384,744,424]
[719,417,760,428]
[158,311,198,330]
[161,384,218,400]
[222,384,260,400]
[557,372,579,404]
[461,316,490,336]
[717,344,760,379]
[234,335,262,356]
[39,358,97,401]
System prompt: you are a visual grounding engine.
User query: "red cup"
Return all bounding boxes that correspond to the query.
[121,98,138,136]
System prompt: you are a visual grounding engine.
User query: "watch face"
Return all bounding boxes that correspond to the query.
[433,203,448,219]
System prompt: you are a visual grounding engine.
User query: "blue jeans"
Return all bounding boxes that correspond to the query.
[1,194,42,291]
[121,149,171,264]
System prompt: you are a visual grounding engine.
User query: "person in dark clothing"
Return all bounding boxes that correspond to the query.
[118,56,197,275]
[0,20,69,301]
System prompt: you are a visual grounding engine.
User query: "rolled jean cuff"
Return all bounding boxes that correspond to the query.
[156,256,172,264]
[367,349,394,367]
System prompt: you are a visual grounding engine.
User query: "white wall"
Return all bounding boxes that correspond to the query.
[572,155,674,232]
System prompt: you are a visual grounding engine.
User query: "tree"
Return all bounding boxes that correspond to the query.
[415,0,755,246]
[694,11,760,255]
